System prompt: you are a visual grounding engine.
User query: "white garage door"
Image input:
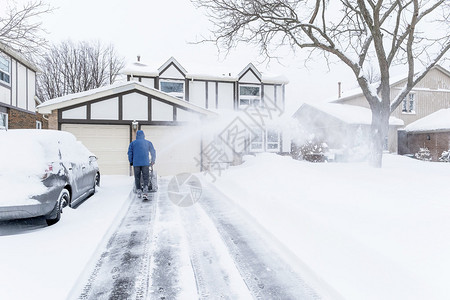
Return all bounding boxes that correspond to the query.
[141,125,201,176]
[61,124,130,175]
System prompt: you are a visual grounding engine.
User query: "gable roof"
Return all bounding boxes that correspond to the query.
[0,41,38,72]
[158,56,188,75]
[122,57,288,84]
[36,81,217,117]
[238,63,262,81]
[404,108,450,132]
[331,64,450,103]
[294,102,404,126]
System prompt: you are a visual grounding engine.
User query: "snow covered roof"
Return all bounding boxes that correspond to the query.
[295,102,404,126]
[122,57,288,84]
[0,41,39,72]
[329,65,450,103]
[404,108,450,132]
[36,81,217,117]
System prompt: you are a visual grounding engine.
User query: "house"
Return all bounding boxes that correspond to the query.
[332,65,450,126]
[398,108,450,161]
[37,57,290,176]
[0,42,47,130]
[292,102,404,161]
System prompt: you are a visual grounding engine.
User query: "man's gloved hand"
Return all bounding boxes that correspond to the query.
[130,163,133,166]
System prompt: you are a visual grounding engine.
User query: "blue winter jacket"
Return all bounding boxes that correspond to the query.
[127,130,156,167]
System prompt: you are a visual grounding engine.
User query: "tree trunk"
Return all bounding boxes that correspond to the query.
[369,86,391,168]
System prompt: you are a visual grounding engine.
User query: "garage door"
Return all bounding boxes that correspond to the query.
[61,124,130,175]
[141,125,201,176]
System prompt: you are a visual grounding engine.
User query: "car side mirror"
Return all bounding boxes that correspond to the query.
[89,156,98,163]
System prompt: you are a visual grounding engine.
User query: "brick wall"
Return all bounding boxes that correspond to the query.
[405,131,450,161]
[8,107,49,129]
[47,111,58,130]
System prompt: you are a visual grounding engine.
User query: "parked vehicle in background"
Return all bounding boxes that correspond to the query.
[0,129,100,225]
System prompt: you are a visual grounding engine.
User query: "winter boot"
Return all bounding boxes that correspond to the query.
[137,189,142,198]
[142,186,148,199]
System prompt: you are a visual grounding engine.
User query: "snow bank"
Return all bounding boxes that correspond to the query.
[212,153,450,300]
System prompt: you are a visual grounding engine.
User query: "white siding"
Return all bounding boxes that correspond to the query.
[239,70,260,84]
[27,70,36,112]
[91,98,119,120]
[152,99,173,121]
[122,92,148,121]
[189,81,206,108]
[62,106,87,119]
[177,108,200,122]
[217,82,234,110]
[17,63,27,110]
[141,77,155,88]
[0,85,10,105]
[160,65,184,79]
[264,85,275,105]
[208,82,216,109]
[11,60,16,106]
[276,85,284,109]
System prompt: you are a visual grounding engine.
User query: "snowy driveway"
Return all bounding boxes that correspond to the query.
[67,178,320,300]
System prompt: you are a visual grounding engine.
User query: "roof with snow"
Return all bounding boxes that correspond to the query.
[122,57,289,84]
[404,108,450,132]
[0,41,38,72]
[329,65,450,103]
[36,81,217,117]
[294,102,404,126]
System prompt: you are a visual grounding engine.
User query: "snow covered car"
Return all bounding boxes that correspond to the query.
[0,129,100,225]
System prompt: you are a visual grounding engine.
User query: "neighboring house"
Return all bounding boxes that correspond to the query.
[37,57,290,176]
[398,108,450,161]
[0,42,47,130]
[292,103,404,161]
[332,64,450,127]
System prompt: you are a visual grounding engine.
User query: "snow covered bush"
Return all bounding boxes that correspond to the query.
[295,140,329,162]
[415,147,432,161]
[439,150,450,162]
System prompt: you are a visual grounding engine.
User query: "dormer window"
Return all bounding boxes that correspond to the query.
[0,54,11,85]
[160,79,185,99]
[239,84,261,108]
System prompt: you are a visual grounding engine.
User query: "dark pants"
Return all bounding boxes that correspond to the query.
[134,165,149,191]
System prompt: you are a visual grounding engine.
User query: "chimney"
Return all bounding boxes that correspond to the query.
[137,55,141,62]
[338,82,342,98]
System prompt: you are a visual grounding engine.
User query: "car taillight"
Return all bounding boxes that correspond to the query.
[42,164,54,180]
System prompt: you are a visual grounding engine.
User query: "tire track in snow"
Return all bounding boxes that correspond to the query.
[198,183,321,300]
[74,191,157,300]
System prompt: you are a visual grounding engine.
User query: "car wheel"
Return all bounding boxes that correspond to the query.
[95,172,100,187]
[45,189,70,226]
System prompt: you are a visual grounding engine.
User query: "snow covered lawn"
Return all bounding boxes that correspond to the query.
[0,176,133,300]
[212,153,450,300]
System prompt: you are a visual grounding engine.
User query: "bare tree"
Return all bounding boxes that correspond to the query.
[37,40,125,101]
[192,0,450,167]
[0,0,53,58]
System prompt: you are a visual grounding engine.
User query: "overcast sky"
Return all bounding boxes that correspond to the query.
[30,0,448,113]
[36,0,362,112]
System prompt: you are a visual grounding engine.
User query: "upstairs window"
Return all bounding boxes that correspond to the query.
[239,85,261,108]
[402,93,415,113]
[0,54,11,85]
[160,80,185,99]
[0,112,8,130]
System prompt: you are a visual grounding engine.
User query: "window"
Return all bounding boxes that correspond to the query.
[402,93,415,113]
[250,128,264,152]
[0,54,10,85]
[160,80,185,99]
[266,129,280,152]
[36,120,42,129]
[239,84,261,108]
[0,112,8,130]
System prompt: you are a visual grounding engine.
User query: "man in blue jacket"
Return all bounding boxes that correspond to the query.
[127,130,156,198]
